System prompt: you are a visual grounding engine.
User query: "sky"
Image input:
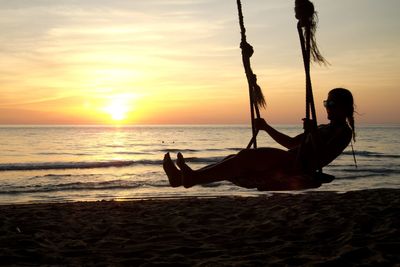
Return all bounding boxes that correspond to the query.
[0,0,399,125]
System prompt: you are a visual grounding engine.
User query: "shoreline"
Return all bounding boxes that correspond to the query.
[0,187,397,206]
[1,188,398,266]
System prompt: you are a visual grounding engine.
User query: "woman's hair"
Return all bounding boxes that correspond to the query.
[329,88,356,141]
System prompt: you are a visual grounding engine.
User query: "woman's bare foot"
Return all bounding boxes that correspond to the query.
[163,153,182,187]
[176,152,196,188]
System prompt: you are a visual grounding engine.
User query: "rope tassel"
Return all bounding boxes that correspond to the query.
[237,0,266,148]
[295,0,328,65]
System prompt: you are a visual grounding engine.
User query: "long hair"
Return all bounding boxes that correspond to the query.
[329,88,356,141]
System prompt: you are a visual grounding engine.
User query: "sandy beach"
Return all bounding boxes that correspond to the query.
[0,189,398,266]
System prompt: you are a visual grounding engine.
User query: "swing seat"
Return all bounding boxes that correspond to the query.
[230,171,335,191]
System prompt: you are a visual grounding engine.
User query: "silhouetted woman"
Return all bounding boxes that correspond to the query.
[163,88,355,189]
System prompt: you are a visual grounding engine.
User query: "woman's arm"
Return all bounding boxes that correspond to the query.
[255,118,303,149]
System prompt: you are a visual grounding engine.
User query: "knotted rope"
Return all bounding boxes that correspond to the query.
[295,0,326,173]
[236,0,266,149]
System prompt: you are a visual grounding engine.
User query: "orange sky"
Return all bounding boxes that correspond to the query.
[0,0,399,125]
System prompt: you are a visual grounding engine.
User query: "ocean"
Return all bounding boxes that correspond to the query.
[0,125,399,204]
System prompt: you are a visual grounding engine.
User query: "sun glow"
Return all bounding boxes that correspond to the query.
[103,95,132,122]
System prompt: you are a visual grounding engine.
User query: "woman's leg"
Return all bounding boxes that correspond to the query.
[163,153,236,187]
[197,154,236,171]
[177,148,296,188]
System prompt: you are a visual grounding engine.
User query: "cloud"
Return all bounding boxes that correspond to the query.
[1,0,400,124]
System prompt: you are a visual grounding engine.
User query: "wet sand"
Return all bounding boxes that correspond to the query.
[0,189,398,266]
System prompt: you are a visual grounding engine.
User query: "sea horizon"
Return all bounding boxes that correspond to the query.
[1,123,399,127]
[0,124,399,204]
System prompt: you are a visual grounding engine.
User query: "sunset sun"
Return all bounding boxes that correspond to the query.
[103,96,131,122]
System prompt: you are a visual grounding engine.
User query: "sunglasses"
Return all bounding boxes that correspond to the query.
[323,100,336,108]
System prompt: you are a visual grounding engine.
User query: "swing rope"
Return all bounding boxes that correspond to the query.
[295,0,326,125]
[236,0,266,149]
[232,0,340,189]
[237,0,331,177]
[295,0,328,175]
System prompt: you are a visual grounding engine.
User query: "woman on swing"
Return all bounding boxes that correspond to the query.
[163,88,355,189]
